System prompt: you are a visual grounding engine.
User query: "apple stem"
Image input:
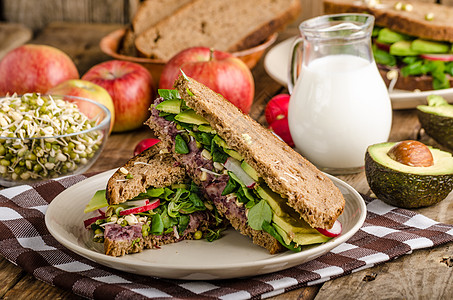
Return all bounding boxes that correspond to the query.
[209,48,214,61]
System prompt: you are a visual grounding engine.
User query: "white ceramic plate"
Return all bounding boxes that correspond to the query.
[264,37,453,110]
[45,169,366,280]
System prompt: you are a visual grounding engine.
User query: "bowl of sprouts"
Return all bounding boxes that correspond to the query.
[0,93,111,187]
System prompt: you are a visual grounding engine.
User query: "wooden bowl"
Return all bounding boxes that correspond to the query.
[100,28,277,87]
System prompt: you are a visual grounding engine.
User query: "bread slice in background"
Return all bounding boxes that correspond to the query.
[324,0,453,42]
[120,0,193,56]
[135,0,301,60]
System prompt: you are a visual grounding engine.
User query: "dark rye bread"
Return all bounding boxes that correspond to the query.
[324,0,453,43]
[135,0,301,60]
[173,76,345,230]
[106,143,185,205]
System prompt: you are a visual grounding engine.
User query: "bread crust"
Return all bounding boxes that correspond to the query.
[324,0,453,43]
[173,76,345,230]
[106,143,185,205]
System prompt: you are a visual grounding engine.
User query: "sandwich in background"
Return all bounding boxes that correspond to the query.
[324,0,453,91]
[84,143,224,257]
[146,76,345,254]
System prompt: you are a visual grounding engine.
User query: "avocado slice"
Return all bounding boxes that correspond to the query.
[155,99,182,114]
[84,189,108,213]
[365,142,453,208]
[411,39,450,54]
[174,109,209,125]
[212,135,244,160]
[241,161,259,181]
[377,28,411,44]
[197,124,216,134]
[417,95,453,150]
[390,40,419,56]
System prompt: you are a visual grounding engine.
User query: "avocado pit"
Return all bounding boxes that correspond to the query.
[387,140,434,167]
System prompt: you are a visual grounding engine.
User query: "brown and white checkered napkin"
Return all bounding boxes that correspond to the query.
[0,174,452,300]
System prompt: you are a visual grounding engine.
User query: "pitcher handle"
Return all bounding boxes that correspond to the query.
[287,36,304,94]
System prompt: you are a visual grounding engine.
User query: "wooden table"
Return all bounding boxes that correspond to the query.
[0,22,452,300]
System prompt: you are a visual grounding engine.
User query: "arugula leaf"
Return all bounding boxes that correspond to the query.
[206,229,222,242]
[158,89,180,100]
[161,210,178,229]
[147,188,165,198]
[178,214,190,234]
[175,134,189,154]
[150,214,164,235]
[373,46,396,66]
[401,60,424,76]
[221,176,238,196]
[247,199,272,230]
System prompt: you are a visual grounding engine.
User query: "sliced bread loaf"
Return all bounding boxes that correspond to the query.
[120,0,192,56]
[135,0,301,60]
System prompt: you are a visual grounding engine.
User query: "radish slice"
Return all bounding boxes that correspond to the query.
[119,199,160,216]
[374,40,391,52]
[420,53,453,62]
[123,199,150,207]
[84,215,105,229]
[316,220,342,237]
[224,157,256,188]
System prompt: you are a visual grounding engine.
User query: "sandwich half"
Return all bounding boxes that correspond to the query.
[146,75,345,254]
[324,0,453,91]
[84,143,224,257]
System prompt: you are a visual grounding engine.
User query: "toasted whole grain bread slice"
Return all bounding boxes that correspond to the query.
[106,143,185,205]
[173,76,345,230]
[135,0,301,60]
[324,0,453,43]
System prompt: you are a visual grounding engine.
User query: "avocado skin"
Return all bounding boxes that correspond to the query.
[417,110,453,151]
[365,152,453,208]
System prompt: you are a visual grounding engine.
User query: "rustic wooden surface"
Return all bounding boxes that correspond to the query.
[0,11,452,300]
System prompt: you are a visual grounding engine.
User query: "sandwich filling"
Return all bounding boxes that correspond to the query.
[149,89,336,252]
[84,182,224,256]
[373,27,453,90]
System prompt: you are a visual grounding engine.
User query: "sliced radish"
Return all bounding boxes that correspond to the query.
[224,157,256,188]
[316,220,342,238]
[374,40,391,52]
[84,215,105,229]
[123,199,150,207]
[420,53,453,62]
[119,199,160,216]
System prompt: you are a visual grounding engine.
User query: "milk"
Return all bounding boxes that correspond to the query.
[288,54,392,172]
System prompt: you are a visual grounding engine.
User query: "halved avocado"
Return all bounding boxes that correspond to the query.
[365,142,453,208]
[417,95,453,151]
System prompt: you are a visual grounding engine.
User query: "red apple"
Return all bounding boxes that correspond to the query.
[48,79,115,133]
[0,44,79,96]
[159,47,254,114]
[82,60,154,132]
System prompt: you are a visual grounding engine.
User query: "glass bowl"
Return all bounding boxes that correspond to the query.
[0,94,111,187]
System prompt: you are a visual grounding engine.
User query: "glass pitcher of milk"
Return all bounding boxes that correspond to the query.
[288,13,392,175]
